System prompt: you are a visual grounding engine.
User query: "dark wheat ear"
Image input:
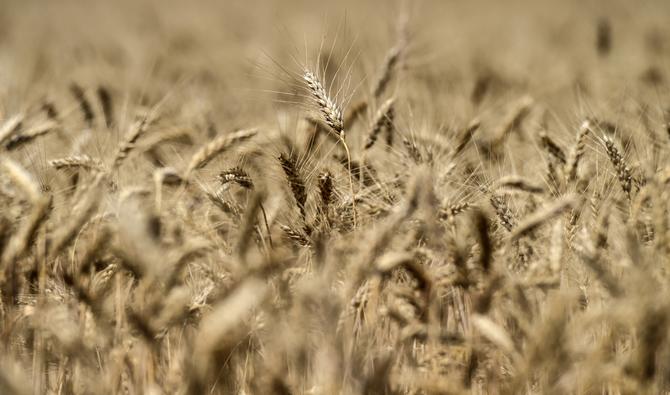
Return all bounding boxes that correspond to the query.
[489,193,516,232]
[596,17,612,57]
[318,171,333,209]
[453,119,480,157]
[540,131,567,165]
[42,100,60,121]
[364,98,395,151]
[279,153,307,220]
[496,175,545,194]
[603,135,637,198]
[97,86,115,128]
[4,121,58,150]
[317,170,334,229]
[373,43,403,99]
[70,83,95,127]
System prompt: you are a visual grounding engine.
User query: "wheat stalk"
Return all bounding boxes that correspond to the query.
[303,69,357,227]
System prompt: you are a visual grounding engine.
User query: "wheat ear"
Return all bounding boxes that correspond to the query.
[364,98,395,150]
[0,114,24,147]
[4,121,58,150]
[278,153,307,220]
[603,135,636,198]
[565,120,591,183]
[70,83,95,127]
[49,155,105,172]
[510,194,577,241]
[185,128,257,176]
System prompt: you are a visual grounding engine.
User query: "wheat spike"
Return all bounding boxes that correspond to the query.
[510,194,577,241]
[539,131,567,164]
[303,70,344,136]
[603,135,636,198]
[279,153,307,220]
[97,86,115,128]
[364,98,395,150]
[50,155,105,172]
[0,114,24,147]
[373,44,403,99]
[565,120,591,182]
[70,83,95,127]
[185,128,257,175]
[4,121,58,150]
[219,167,254,190]
[496,175,545,194]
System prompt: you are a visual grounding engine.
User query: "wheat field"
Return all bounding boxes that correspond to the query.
[2,0,670,394]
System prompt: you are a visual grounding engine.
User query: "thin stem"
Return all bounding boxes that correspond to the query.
[259,203,273,248]
[340,134,358,228]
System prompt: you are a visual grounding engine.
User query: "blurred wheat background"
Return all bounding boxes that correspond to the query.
[2,0,670,394]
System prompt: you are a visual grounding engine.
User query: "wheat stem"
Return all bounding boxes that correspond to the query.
[340,135,357,228]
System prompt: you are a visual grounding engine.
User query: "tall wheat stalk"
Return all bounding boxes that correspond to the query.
[303,69,357,227]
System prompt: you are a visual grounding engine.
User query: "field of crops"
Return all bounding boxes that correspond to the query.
[1,0,670,393]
